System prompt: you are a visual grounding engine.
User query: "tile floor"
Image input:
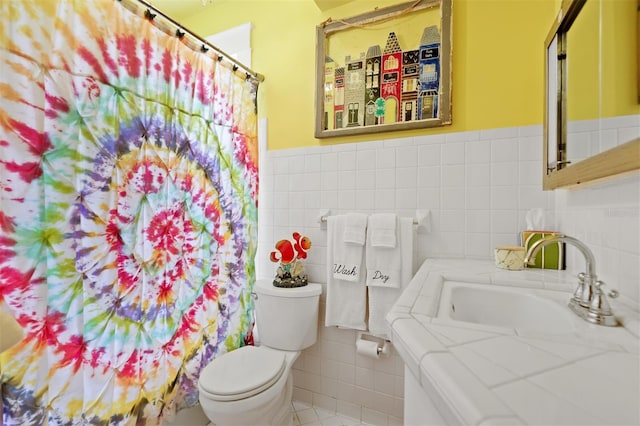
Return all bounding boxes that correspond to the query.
[292,400,366,426]
[196,400,371,426]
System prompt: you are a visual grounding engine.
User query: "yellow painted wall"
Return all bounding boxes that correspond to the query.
[180,0,636,150]
[568,0,639,120]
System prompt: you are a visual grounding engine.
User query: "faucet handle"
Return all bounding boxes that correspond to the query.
[590,281,611,313]
[586,281,619,326]
[593,281,619,298]
[574,272,593,308]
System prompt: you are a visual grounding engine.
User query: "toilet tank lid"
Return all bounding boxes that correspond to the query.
[254,280,322,298]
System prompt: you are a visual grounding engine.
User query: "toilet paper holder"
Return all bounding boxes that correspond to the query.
[356,333,390,358]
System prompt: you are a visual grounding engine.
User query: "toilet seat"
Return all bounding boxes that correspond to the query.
[199,345,286,402]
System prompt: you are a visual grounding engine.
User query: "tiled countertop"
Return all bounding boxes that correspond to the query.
[387,259,640,426]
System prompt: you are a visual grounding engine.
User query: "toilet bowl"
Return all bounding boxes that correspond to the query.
[198,346,299,425]
[198,280,321,426]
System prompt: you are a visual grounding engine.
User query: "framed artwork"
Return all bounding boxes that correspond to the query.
[315,0,452,138]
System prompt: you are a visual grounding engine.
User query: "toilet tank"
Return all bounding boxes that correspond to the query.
[254,279,322,351]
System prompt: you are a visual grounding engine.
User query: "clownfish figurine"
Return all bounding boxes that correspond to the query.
[292,232,311,259]
[270,232,311,264]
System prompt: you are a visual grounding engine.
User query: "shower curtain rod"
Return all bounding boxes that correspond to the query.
[118,0,265,82]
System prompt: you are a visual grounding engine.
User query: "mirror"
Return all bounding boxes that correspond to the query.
[314,0,452,139]
[543,0,640,189]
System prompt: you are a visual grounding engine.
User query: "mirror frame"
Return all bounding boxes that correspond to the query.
[543,0,640,190]
[314,0,452,139]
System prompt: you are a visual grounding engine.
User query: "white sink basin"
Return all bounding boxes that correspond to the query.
[437,281,576,333]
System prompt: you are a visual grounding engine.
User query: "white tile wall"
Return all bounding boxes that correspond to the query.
[555,174,640,308]
[566,114,639,163]
[255,120,640,425]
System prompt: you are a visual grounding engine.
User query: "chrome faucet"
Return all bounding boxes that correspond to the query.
[524,234,619,326]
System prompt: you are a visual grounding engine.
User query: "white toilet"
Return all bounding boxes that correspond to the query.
[198,279,322,426]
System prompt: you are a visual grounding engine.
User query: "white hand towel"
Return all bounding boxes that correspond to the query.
[369,213,397,247]
[366,214,401,288]
[343,213,367,246]
[367,217,413,339]
[325,215,367,330]
[332,215,366,283]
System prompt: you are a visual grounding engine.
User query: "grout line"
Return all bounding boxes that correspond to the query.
[292,400,365,426]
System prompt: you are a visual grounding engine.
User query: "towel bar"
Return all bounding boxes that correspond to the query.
[320,215,419,225]
[317,210,430,232]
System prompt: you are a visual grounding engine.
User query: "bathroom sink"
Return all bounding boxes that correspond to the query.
[436,281,576,333]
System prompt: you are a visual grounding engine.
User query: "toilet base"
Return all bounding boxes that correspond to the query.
[266,374,294,426]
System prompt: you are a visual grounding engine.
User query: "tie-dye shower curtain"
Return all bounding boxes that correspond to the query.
[0,0,260,424]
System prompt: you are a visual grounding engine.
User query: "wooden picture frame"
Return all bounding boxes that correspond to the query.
[314,0,452,139]
[543,0,640,190]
